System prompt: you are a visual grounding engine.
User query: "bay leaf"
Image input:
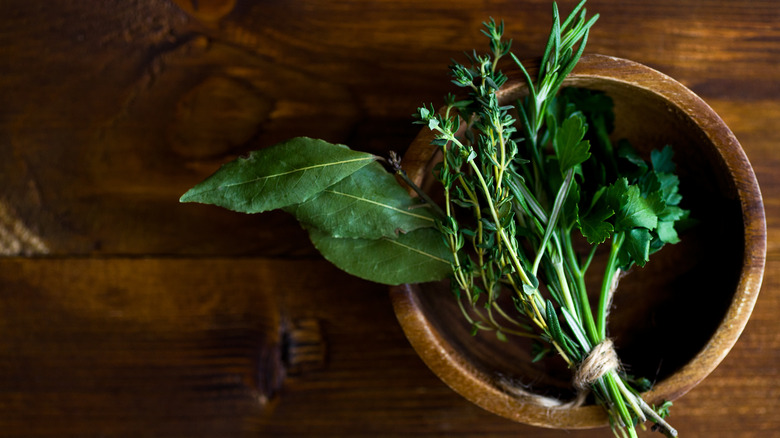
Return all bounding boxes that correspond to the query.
[180,137,376,213]
[287,161,436,239]
[308,227,453,285]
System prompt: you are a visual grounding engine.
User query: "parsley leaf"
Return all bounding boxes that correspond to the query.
[554,113,591,173]
[620,227,653,267]
[651,145,677,173]
[612,179,664,232]
[578,186,616,244]
[657,220,681,244]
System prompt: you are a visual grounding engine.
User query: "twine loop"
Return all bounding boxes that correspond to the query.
[573,338,620,390]
[501,338,622,409]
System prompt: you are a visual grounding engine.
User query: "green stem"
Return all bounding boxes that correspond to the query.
[440,147,470,292]
[597,232,625,339]
[532,168,573,275]
[563,232,599,345]
[469,160,532,287]
[637,397,678,438]
[507,176,548,224]
[581,242,599,274]
[552,259,578,324]
[614,375,646,423]
[395,168,448,220]
[495,127,508,192]
[491,302,531,330]
[604,372,636,437]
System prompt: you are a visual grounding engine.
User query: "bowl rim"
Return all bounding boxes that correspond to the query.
[390,53,767,429]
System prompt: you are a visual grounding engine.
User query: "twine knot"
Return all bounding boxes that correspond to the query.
[573,338,620,390]
[500,338,623,409]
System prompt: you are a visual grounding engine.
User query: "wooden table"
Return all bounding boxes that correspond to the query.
[1,1,778,436]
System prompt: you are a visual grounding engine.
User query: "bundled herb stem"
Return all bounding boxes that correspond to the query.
[181,2,688,436]
[413,2,686,437]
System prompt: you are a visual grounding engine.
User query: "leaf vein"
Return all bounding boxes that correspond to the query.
[323,189,435,222]
[220,157,374,189]
[381,237,449,264]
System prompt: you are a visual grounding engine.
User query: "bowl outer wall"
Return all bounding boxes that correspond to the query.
[390,54,766,429]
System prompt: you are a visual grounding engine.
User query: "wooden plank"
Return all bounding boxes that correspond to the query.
[1,0,778,256]
[0,257,776,437]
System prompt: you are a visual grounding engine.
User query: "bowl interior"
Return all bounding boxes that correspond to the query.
[392,54,764,428]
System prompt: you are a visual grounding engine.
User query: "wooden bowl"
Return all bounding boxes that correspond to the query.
[390,54,766,429]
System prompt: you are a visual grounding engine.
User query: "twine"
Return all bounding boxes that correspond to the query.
[501,338,621,409]
[573,338,620,390]
[561,339,621,408]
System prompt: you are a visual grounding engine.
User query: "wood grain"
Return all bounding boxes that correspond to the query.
[0,0,778,436]
[0,257,776,437]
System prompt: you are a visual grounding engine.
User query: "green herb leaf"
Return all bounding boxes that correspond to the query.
[655,171,683,206]
[287,162,435,239]
[656,220,681,244]
[554,113,591,173]
[610,178,664,232]
[621,227,652,267]
[656,401,674,419]
[546,300,565,345]
[651,145,676,173]
[545,300,576,358]
[531,341,551,362]
[578,187,616,244]
[560,87,615,133]
[307,227,453,285]
[616,139,648,180]
[561,179,581,230]
[180,137,376,213]
[659,205,685,222]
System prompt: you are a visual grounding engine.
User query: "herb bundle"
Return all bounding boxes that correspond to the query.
[181,1,688,437]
